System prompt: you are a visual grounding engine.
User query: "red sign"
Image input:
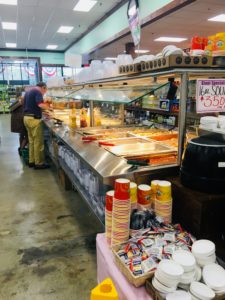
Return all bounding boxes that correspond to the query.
[196,79,225,113]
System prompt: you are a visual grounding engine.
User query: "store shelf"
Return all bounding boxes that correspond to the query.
[58,157,104,228]
[125,106,179,116]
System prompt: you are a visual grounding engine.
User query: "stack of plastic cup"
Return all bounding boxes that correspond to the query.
[111,178,131,247]
[130,182,137,210]
[137,184,152,210]
[151,180,161,209]
[155,181,172,223]
[105,190,114,245]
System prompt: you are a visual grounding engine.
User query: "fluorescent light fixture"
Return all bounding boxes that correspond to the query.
[73,0,97,12]
[46,44,58,50]
[128,5,136,16]
[155,37,187,42]
[14,60,23,63]
[135,49,150,54]
[0,0,17,5]
[105,57,117,61]
[208,14,225,22]
[6,42,17,48]
[57,26,74,33]
[2,22,17,30]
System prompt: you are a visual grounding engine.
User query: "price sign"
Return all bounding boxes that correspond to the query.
[196,79,225,113]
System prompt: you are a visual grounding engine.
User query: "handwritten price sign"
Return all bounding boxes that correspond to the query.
[196,79,225,113]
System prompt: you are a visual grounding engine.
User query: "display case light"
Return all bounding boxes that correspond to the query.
[155,37,187,42]
[73,0,97,12]
[208,14,225,22]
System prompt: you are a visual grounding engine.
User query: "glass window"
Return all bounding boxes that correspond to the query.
[11,64,22,80]
[63,67,73,78]
[42,66,57,82]
[0,64,4,81]
[21,64,29,82]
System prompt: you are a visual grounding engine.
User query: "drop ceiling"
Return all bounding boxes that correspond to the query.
[89,0,225,60]
[0,0,123,51]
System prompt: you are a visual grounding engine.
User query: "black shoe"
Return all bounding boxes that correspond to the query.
[18,147,22,156]
[34,164,50,170]
[28,163,35,168]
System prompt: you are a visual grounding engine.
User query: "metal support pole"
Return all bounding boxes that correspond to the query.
[89,100,94,127]
[178,72,188,166]
[120,104,124,126]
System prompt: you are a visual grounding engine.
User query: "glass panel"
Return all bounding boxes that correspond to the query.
[0,64,4,81]
[46,86,83,98]
[11,64,22,80]
[63,67,73,78]
[21,64,29,81]
[67,83,169,104]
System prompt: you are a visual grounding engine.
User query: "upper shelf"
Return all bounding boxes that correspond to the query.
[66,83,169,104]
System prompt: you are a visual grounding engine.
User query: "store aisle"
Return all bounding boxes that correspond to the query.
[0,115,103,300]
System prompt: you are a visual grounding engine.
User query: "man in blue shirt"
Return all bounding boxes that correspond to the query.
[24,82,50,169]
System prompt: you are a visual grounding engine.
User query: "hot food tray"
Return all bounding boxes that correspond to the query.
[105,141,175,157]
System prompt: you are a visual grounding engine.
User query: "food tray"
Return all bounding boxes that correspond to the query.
[112,244,154,287]
[106,142,175,157]
[99,137,151,147]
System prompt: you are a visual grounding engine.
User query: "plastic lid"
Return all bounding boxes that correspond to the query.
[166,290,191,300]
[203,263,225,291]
[158,259,184,279]
[190,281,215,300]
[192,240,215,258]
[172,250,196,272]
[138,184,151,191]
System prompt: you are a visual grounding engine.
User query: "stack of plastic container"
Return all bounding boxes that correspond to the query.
[111,178,131,246]
[137,184,152,210]
[130,182,137,210]
[155,180,173,223]
[150,180,161,209]
[105,190,114,245]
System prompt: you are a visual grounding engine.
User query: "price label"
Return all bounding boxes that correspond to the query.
[196,79,225,113]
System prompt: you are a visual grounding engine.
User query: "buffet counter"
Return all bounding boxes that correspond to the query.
[44,120,179,224]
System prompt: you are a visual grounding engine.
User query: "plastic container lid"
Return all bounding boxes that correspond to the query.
[192,240,215,258]
[172,250,196,272]
[203,263,225,291]
[158,259,184,279]
[190,281,215,300]
[155,269,179,288]
[196,253,216,267]
[166,290,191,300]
[152,277,176,294]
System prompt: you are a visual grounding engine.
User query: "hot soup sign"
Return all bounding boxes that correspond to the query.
[196,79,225,113]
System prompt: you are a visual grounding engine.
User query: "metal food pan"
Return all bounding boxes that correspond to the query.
[100,137,152,146]
[106,142,175,157]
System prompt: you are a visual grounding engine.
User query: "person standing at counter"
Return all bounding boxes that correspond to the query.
[23,82,50,169]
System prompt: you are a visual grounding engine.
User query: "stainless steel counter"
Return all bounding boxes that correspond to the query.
[44,120,178,185]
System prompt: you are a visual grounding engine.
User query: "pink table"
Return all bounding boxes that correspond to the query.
[96,233,153,300]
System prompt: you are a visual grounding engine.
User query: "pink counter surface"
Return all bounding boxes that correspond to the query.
[96,233,153,300]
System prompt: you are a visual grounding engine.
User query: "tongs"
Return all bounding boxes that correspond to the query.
[127,159,149,171]
[98,141,116,147]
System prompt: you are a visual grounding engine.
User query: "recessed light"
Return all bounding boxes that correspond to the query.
[135,49,150,54]
[46,44,58,50]
[105,57,117,61]
[0,0,17,5]
[73,0,97,12]
[208,14,225,22]
[154,37,187,42]
[57,26,74,33]
[6,42,17,48]
[2,22,17,30]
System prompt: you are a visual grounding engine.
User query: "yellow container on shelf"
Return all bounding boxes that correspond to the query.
[214,32,225,51]
[90,278,118,300]
[156,180,172,202]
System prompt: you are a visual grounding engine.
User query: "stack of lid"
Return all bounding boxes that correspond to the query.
[199,116,218,130]
[111,178,131,246]
[137,184,152,210]
[172,250,197,288]
[203,263,225,296]
[155,181,173,223]
[166,290,191,300]
[189,282,215,300]
[150,180,161,209]
[130,182,137,210]
[152,259,184,299]
[192,240,216,267]
[105,190,114,245]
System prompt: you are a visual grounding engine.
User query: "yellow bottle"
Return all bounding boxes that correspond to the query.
[90,278,118,300]
[69,108,77,128]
